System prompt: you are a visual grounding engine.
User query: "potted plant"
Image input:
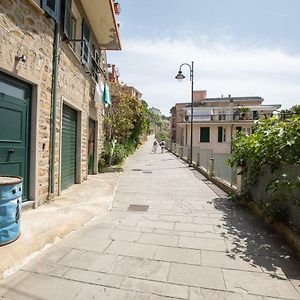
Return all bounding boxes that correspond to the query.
[236,107,250,120]
[114,2,121,15]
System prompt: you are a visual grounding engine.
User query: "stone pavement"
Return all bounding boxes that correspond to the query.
[0,172,119,278]
[0,137,300,299]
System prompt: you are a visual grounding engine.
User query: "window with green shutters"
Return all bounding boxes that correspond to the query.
[42,0,60,22]
[218,127,223,142]
[81,20,90,65]
[200,127,210,143]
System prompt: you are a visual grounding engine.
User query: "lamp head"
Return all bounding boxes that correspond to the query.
[175,70,185,81]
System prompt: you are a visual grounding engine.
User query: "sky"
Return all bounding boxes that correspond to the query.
[108,0,300,116]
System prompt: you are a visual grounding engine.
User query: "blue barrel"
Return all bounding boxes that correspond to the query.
[0,176,22,246]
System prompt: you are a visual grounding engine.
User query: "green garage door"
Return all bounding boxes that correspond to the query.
[0,73,30,201]
[61,104,77,190]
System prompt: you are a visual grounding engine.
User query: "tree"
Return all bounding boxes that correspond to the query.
[101,83,151,167]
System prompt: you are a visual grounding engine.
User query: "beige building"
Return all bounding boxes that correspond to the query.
[121,85,142,100]
[0,0,121,207]
[173,92,281,154]
[170,90,207,143]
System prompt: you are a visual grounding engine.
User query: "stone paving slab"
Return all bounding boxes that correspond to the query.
[0,136,300,300]
[168,262,226,290]
[73,284,150,300]
[223,269,300,299]
[57,249,117,272]
[139,232,179,247]
[121,277,189,299]
[155,245,201,265]
[63,268,124,289]
[2,272,84,300]
[178,235,228,251]
[105,240,157,259]
[107,256,170,282]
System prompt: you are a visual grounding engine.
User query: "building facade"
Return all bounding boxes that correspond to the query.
[172,92,281,154]
[0,0,121,207]
[170,90,207,144]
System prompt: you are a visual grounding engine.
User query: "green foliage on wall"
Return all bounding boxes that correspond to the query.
[229,113,300,220]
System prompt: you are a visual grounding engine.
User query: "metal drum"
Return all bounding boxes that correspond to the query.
[0,176,22,246]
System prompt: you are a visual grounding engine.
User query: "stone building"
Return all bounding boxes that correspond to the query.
[0,0,121,207]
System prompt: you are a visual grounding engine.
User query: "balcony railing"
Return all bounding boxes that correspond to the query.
[183,112,274,122]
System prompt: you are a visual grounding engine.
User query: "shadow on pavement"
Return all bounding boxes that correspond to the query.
[212,197,300,280]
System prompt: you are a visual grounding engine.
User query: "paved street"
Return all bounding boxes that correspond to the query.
[1,137,300,300]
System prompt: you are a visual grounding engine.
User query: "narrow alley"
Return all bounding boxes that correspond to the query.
[0,138,300,300]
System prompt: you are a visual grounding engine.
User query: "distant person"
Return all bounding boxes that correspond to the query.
[160,140,166,153]
[152,140,158,153]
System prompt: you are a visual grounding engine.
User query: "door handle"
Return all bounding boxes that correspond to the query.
[8,149,14,154]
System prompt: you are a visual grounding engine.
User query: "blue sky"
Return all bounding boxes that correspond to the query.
[108,0,300,115]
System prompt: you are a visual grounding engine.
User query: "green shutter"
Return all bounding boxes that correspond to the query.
[42,0,60,22]
[63,0,72,38]
[81,20,90,65]
[61,105,77,190]
[218,127,223,142]
[200,127,210,143]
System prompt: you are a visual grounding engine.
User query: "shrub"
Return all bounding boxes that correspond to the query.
[112,143,127,165]
[229,115,300,220]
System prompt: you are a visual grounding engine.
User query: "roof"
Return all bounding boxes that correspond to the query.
[202,96,263,103]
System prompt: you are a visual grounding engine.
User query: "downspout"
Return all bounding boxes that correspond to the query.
[49,22,60,195]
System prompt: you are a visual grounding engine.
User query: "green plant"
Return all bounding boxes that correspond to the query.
[111,143,127,165]
[236,106,250,113]
[229,113,300,220]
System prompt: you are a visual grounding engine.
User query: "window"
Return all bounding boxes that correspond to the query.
[218,111,225,121]
[253,110,259,120]
[62,0,81,53]
[81,20,90,65]
[42,0,60,22]
[218,127,226,142]
[200,127,210,143]
[91,46,100,82]
[236,126,242,132]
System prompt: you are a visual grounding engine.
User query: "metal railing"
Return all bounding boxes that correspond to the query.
[167,143,237,188]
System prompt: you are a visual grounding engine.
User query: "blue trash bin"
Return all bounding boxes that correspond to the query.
[0,176,23,246]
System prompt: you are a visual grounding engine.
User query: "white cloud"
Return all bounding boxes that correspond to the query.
[108,37,300,115]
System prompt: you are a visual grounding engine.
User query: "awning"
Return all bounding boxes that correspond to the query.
[81,0,121,50]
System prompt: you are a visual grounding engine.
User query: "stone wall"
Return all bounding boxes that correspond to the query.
[0,0,106,206]
[0,0,54,204]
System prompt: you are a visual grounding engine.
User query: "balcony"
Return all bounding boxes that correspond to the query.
[182,112,274,123]
[81,0,121,50]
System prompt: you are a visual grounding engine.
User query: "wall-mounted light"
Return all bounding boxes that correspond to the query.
[15,55,27,62]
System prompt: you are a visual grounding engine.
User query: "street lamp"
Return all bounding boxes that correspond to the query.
[175,62,194,166]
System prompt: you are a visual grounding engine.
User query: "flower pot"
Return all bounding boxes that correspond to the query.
[114,2,121,15]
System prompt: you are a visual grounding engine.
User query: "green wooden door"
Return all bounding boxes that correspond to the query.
[61,104,77,190]
[0,73,30,201]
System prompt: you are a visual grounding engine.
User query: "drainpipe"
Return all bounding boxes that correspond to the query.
[49,22,60,195]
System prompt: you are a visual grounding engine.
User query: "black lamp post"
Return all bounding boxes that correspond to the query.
[175,62,194,166]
